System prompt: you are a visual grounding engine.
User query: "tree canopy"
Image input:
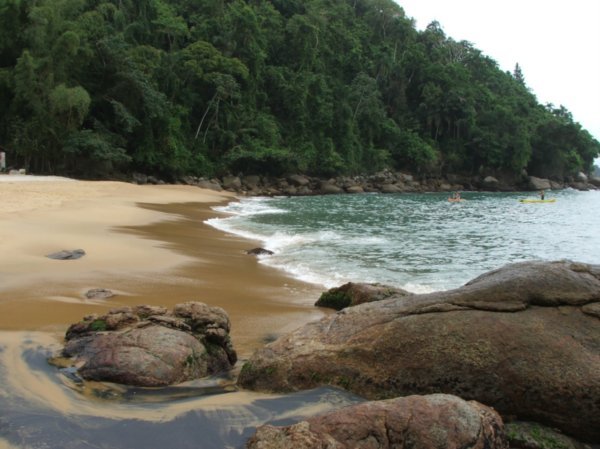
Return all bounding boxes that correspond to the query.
[0,0,598,180]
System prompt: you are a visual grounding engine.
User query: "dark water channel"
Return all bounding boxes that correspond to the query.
[0,332,362,449]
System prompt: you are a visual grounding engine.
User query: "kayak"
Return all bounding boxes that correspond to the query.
[448,198,465,202]
[519,198,556,203]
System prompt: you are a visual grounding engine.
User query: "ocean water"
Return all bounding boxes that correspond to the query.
[207,189,600,293]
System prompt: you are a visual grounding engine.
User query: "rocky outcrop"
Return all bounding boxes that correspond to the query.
[60,302,237,387]
[238,260,600,442]
[315,282,410,310]
[246,394,507,449]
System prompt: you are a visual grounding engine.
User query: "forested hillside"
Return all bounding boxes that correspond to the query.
[0,0,598,180]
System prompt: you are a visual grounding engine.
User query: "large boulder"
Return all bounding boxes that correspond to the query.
[222,175,242,191]
[287,174,311,187]
[320,182,343,195]
[315,282,410,310]
[527,176,551,190]
[238,260,600,442]
[246,394,507,449]
[59,302,237,387]
[380,183,402,193]
[481,176,500,190]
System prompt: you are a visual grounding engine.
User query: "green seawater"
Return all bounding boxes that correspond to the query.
[208,189,600,292]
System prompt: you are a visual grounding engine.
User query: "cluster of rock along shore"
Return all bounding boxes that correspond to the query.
[53,260,600,448]
[132,169,600,195]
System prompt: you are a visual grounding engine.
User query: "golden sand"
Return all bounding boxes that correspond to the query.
[0,177,326,357]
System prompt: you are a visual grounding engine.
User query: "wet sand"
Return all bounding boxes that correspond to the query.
[0,177,350,449]
[0,177,327,357]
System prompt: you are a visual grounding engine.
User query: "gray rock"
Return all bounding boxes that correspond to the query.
[482,176,500,190]
[46,249,86,260]
[320,182,343,195]
[84,288,114,300]
[380,183,402,193]
[197,180,222,191]
[528,176,551,190]
[242,175,261,189]
[287,174,310,187]
[345,185,364,194]
[222,175,242,190]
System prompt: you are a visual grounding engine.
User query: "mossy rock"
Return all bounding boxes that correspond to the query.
[505,421,584,449]
[316,290,351,310]
[315,282,409,310]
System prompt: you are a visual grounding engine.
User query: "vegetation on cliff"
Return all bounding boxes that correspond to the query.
[0,0,598,180]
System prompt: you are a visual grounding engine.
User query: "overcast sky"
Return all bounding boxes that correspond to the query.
[395,0,600,143]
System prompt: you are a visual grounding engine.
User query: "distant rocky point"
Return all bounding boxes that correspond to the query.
[134,170,600,196]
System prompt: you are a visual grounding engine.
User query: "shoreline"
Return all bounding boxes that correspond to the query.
[0,179,326,357]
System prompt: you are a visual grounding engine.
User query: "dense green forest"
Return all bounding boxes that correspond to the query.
[0,0,598,180]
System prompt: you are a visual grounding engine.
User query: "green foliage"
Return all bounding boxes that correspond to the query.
[0,0,597,179]
[316,290,352,311]
[90,319,107,332]
[505,422,573,449]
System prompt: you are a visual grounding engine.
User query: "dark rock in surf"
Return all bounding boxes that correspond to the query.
[238,260,600,442]
[246,394,507,449]
[246,248,274,256]
[60,301,237,387]
[316,282,410,310]
[46,249,86,260]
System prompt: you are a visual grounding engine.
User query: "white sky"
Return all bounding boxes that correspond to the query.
[396,0,600,143]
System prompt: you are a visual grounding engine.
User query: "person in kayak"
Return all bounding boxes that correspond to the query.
[539,190,545,200]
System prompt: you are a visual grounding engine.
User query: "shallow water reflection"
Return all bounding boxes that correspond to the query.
[0,332,363,449]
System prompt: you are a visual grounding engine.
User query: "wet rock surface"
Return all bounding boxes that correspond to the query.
[59,302,237,387]
[46,249,86,260]
[246,394,508,449]
[239,260,600,442]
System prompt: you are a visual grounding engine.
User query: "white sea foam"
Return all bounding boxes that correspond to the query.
[204,217,266,244]
[205,190,600,293]
[259,256,349,288]
[212,197,287,216]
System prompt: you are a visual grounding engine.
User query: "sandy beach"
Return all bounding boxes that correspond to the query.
[0,175,326,357]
